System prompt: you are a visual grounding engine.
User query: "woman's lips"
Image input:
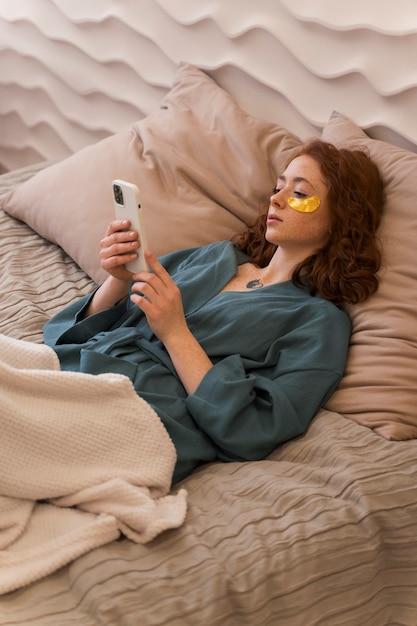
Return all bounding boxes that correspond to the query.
[267,213,283,224]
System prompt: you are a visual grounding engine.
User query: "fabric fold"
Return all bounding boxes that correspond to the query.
[0,334,187,594]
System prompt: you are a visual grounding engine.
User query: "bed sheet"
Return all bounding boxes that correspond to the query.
[1,166,417,625]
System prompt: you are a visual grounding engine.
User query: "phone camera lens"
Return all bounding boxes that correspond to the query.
[113,185,123,205]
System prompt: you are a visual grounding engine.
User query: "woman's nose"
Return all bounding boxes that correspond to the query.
[270,189,286,208]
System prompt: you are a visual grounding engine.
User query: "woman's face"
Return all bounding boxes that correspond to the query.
[266,154,332,256]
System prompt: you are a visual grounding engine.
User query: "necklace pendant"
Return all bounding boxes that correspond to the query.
[246,278,264,289]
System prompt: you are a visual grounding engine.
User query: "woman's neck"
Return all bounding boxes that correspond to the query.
[261,248,301,284]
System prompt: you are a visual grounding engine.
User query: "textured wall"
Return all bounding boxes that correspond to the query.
[0,0,416,172]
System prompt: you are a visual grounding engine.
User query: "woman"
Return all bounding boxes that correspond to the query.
[44,140,384,484]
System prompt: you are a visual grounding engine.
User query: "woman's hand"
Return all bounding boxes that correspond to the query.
[130,252,188,344]
[83,220,142,318]
[100,219,141,282]
[131,252,214,393]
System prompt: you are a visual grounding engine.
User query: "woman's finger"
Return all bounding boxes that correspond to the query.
[105,219,131,236]
[133,251,172,286]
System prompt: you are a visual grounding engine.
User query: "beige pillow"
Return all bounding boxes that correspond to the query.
[0,63,301,283]
[322,111,417,440]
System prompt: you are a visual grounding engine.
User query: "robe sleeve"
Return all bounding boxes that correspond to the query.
[43,245,207,347]
[43,289,129,346]
[185,314,350,462]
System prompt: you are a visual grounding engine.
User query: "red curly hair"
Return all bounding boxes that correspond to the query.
[233,139,385,305]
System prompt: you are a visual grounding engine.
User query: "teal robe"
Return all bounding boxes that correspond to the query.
[44,241,351,483]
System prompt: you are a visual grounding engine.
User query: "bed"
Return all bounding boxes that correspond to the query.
[1,2,417,625]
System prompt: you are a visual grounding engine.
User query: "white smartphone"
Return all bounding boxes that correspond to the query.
[112,179,149,273]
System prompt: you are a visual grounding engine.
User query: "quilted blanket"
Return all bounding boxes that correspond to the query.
[0,333,187,594]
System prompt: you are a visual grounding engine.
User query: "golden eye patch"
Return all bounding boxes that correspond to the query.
[288,196,321,213]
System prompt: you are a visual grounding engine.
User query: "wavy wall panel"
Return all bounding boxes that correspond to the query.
[0,0,416,172]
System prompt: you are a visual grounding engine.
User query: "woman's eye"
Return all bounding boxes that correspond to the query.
[272,188,308,198]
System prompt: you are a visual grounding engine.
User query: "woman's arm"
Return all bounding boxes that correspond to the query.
[161,329,214,395]
[186,353,346,463]
[130,251,214,393]
[83,274,131,317]
[183,303,351,462]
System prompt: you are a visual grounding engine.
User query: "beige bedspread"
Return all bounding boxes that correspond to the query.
[1,164,417,624]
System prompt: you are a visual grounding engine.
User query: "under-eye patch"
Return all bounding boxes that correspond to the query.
[288,196,321,213]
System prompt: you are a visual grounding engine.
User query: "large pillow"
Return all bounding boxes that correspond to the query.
[322,111,417,440]
[0,63,301,284]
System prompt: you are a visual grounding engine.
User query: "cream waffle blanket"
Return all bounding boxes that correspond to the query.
[0,333,187,594]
